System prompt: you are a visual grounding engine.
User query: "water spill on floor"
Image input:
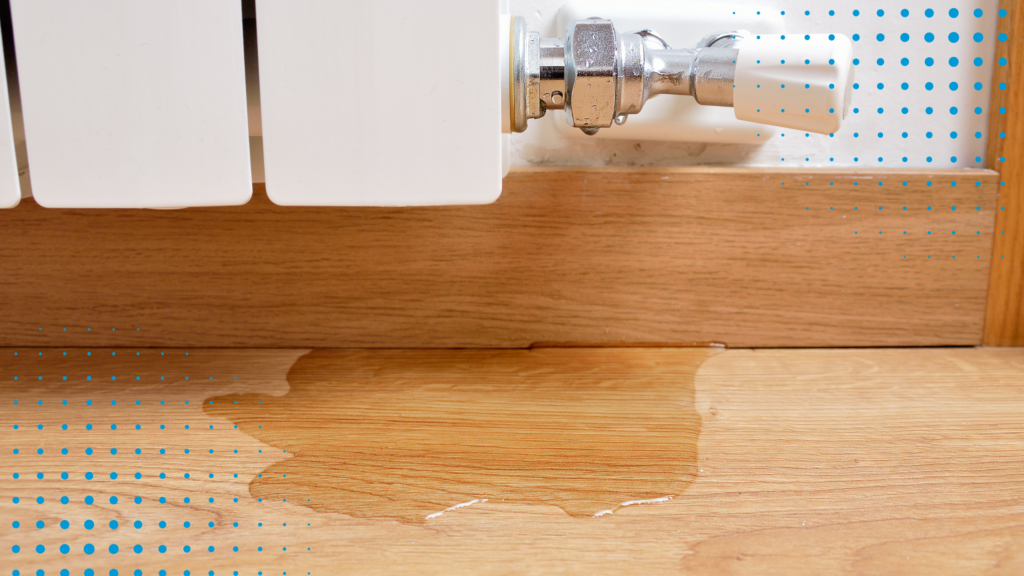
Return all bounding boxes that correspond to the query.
[204,347,718,523]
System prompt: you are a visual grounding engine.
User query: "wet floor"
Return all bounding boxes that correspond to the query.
[205,347,717,523]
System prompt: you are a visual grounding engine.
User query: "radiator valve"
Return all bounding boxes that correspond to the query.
[505,16,854,136]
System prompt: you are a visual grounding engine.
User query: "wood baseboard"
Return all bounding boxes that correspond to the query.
[0,167,998,348]
[984,0,1024,345]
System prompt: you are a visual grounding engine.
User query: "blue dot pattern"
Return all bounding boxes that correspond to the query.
[1,350,314,576]
[759,4,995,167]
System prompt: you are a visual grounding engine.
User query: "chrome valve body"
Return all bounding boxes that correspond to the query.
[511,16,744,135]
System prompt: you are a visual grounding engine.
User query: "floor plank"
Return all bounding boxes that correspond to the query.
[1,346,1022,575]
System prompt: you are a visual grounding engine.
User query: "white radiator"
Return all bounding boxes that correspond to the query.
[0,0,864,208]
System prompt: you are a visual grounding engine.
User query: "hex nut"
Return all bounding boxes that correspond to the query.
[564,18,617,129]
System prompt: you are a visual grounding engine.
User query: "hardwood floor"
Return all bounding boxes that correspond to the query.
[1,346,1022,575]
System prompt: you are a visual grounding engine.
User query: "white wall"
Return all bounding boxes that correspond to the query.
[510,0,1001,169]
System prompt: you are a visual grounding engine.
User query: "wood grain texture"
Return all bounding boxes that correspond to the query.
[203,348,715,523]
[985,0,1024,345]
[0,168,999,348]
[1,347,1023,575]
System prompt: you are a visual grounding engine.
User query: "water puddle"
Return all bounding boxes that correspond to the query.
[205,347,717,523]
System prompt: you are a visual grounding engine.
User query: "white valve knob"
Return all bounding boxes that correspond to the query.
[733,34,854,135]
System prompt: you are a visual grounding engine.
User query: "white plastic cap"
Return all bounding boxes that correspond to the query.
[733,34,854,135]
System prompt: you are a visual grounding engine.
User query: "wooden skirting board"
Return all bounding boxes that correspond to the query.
[1,346,1022,574]
[985,0,1024,345]
[0,168,1000,348]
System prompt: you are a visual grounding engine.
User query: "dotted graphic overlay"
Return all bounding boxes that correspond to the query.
[782,171,997,260]
[0,349,317,576]
[793,3,1000,168]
